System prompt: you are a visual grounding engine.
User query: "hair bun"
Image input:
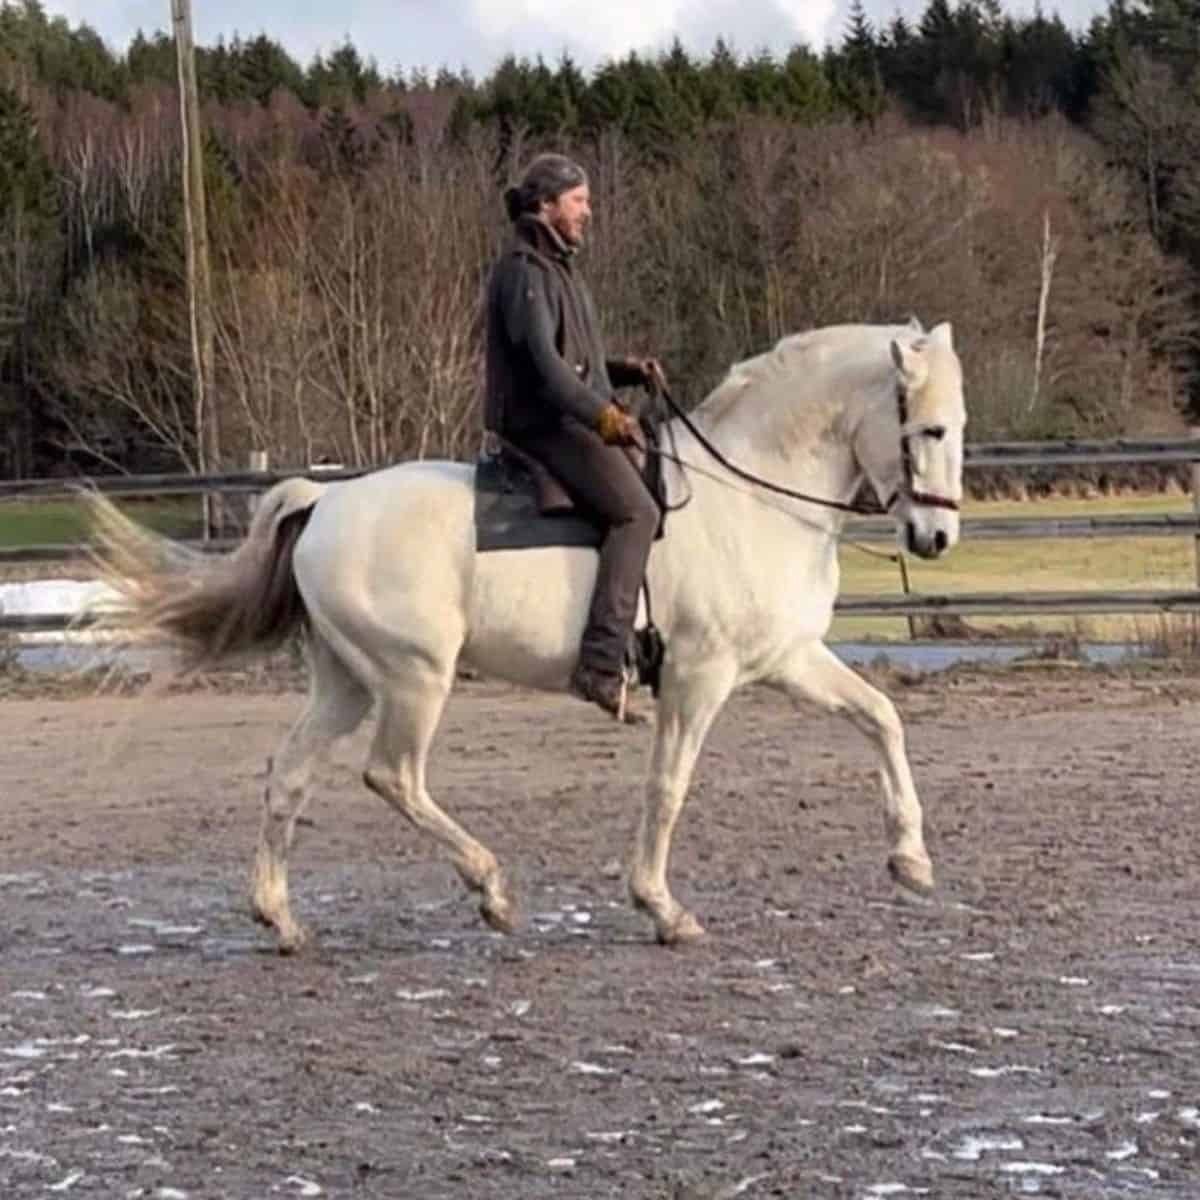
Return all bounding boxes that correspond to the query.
[503,186,524,222]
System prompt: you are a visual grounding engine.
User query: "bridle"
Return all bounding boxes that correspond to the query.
[652,381,960,518]
[886,383,962,514]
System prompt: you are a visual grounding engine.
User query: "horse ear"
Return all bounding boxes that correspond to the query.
[928,321,954,348]
[906,314,924,333]
[890,338,930,391]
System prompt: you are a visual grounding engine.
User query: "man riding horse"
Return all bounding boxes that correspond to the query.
[483,153,667,720]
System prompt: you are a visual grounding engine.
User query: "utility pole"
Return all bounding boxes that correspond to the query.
[171,0,219,535]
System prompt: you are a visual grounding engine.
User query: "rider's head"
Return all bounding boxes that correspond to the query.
[504,154,591,248]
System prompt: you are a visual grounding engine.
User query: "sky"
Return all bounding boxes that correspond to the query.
[43,1,1111,78]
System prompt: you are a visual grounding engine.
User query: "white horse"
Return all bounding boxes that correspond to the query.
[90,320,965,952]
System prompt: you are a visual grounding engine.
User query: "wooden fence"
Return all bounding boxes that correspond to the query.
[5,437,1200,633]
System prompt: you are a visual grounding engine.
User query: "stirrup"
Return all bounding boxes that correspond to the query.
[626,623,665,696]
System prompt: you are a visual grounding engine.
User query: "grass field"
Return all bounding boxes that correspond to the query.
[2,492,1197,642]
[837,493,1197,641]
[0,497,201,548]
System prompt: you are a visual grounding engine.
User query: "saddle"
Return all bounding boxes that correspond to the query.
[473,415,670,693]
[473,424,668,553]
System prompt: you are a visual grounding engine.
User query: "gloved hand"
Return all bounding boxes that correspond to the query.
[596,403,641,446]
[617,356,670,394]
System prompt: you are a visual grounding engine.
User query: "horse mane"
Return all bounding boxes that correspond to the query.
[696,323,925,452]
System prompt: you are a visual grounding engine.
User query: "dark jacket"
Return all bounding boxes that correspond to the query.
[484,214,642,439]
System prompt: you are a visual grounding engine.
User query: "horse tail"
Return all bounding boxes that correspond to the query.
[86,477,328,670]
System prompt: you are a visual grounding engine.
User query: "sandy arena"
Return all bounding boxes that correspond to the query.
[2,663,1199,1198]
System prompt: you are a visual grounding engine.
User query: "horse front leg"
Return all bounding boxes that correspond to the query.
[767,640,933,895]
[629,657,737,945]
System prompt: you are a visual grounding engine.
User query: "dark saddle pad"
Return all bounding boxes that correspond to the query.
[474,433,667,554]
[475,454,604,552]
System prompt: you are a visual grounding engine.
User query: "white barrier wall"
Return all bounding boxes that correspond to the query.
[0,579,121,646]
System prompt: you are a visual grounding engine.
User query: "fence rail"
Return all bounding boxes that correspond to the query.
[7,590,1200,636]
[2,436,1200,502]
[6,436,1200,636]
[3,512,1197,567]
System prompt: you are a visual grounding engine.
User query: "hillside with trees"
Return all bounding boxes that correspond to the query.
[1,0,1199,478]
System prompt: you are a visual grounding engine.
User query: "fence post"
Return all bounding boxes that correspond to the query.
[1192,428,1200,588]
[246,449,269,526]
[897,554,918,640]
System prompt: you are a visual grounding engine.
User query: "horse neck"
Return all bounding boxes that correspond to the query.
[661,392,866,532]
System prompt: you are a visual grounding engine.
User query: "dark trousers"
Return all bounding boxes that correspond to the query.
[516,420,660,675]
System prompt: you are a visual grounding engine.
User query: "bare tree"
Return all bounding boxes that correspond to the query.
[1030,208,1060,415]
[56,96,112,267]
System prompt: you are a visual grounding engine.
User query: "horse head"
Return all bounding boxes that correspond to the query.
[855,321,965,561]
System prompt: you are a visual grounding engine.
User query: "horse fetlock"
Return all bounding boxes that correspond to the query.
[362,764,395,799]
[627,873,659,915]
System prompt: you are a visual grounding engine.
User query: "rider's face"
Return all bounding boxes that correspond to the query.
[542,184,591,247]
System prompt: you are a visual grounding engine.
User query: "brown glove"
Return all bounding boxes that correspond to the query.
[596,403,641,446]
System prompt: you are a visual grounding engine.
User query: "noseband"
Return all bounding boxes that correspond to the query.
[883,383,961,515]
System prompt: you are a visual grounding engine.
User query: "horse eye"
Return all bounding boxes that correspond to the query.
[924,426,947,442]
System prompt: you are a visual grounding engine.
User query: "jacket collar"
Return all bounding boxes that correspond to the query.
[514,213,575,264]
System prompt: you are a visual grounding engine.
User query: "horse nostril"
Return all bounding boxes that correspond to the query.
[934,529,948,554]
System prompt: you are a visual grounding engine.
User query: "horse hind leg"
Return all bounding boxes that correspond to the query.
[251,634,371,952]
[363,668,518,935]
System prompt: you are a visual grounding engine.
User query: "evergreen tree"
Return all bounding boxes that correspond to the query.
[309,41,381,107]
[697,39,742,122]
[579,58,635,134]
[125,30,177,90]
[236,34,306,106]
[1004,10,1085,118]
[0,82,58,230]
[831,0,887,124]
[779,44,835,122]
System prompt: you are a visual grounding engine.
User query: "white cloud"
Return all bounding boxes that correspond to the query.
[469,1,837,62]
[37,0,1105,78]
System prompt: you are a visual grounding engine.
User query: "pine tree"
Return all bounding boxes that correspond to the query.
[0,83,58,229]
[832,0,887,124]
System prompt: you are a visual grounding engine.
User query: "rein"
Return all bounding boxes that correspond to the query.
[647,382,960,518]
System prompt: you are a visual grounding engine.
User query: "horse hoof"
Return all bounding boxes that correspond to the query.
[657,909,706,946]
[480,897,520,936]
[888,853,935,896]
[276,925,310,956]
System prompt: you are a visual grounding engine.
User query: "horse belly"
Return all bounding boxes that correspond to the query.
[462,547,601,688]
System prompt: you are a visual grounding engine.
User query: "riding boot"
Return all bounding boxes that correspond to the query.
[569,660,648,724]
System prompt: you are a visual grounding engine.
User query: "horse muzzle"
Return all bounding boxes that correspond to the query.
[904,515,958,560]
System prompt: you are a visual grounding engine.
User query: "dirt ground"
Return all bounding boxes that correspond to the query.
[3,662,1200,1199]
